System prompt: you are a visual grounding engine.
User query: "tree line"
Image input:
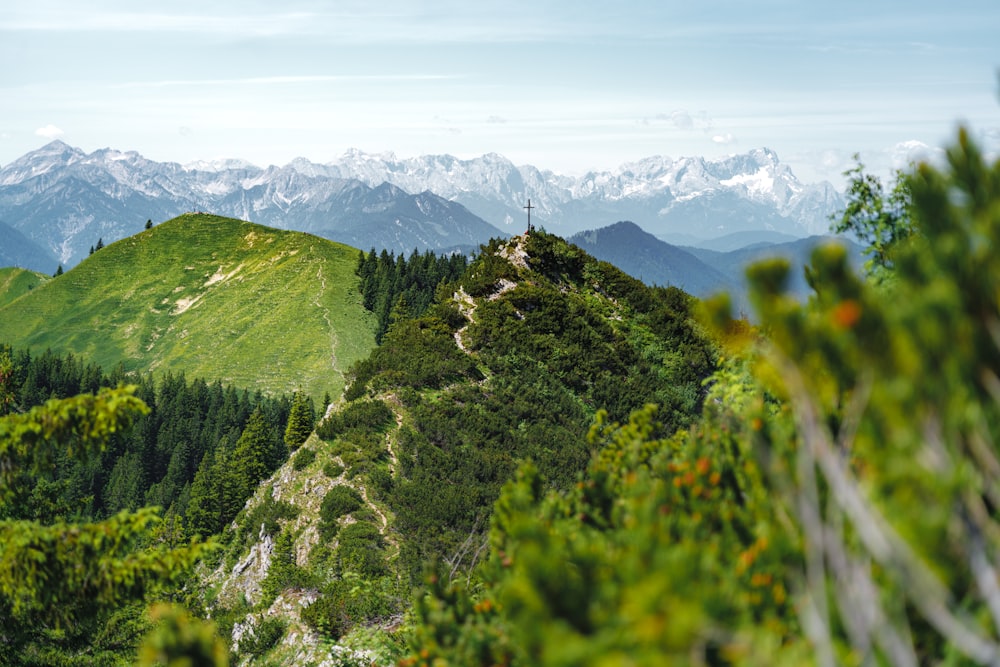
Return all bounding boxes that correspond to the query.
[0,345,304,537]
[356,247,468,343]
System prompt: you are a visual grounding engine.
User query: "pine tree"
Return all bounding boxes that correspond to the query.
[231,408,273,499]
[284,391,315,451]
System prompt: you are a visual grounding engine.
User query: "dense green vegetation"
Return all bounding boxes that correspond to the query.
[0,213,377,401]
[8,129,997,666]
[0,344,292,534]
[401,130,1000,665]
[0,374,222,666]
[357,247,469,343]
[343,231,716,585]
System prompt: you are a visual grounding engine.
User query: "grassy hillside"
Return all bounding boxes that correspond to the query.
[0,267,49,308]
[0,213,376,400]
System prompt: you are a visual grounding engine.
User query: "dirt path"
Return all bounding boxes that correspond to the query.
[310,248,344,389]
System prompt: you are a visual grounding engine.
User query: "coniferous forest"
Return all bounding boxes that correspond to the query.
[3,129,1000,666]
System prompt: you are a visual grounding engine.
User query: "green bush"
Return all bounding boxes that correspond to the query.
[320,485,363,538]
[291,446,317,471]
[300,575,404,641]
[317,400,394,440]
[323,461,345,478]
[238,496,298,546]
[337,521,387,579]
[239,616,285,658]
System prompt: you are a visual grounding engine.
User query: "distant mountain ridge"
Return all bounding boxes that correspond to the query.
[0,141,503,267]
[0,219,57,272]
[1,141,843,269]
[320,146,844,237]
[568,220,863,314]
[568,221,738,297]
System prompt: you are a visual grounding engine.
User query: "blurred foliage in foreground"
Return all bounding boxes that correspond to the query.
[0,384,223,665]
[403,130,1000,665]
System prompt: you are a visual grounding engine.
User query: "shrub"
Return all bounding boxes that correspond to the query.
[320,485,364,538]
[337,521,387,579]
[239,616,286,658]
[317,400,394,440]
[238,496,298,546]
[291,446,317,471]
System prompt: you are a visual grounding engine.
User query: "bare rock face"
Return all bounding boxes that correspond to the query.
[219,523,275,607]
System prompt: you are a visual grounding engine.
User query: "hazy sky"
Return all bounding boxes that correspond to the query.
[2,0,998,184]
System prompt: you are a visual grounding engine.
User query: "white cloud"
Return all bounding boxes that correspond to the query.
[486,115,507,124]
[35,124,64,139]
[712,133,736,145]
[890,140,935,170]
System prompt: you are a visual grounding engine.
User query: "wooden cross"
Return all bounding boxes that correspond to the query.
[524,198,534,234]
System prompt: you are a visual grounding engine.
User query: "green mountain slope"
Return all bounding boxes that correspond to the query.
[196,231,719,664]
[0,213,376,400]
[0,267,49,308]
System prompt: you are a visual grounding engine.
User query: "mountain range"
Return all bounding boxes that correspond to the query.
[0,141,844,270]
[567,220,862,314]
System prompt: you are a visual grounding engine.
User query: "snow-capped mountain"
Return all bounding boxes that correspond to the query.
[312,146,843,236]
[0,142,504,267]
[0,141,843,270]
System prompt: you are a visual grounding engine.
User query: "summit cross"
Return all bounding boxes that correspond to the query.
[524,199,534,234]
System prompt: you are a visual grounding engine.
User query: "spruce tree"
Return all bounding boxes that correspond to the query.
[231,408,273,499]
[284,391,315,451]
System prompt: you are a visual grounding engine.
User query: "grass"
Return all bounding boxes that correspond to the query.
[0,267,50,309]
[0,214,376,401]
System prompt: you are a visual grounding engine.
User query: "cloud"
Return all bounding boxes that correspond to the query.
[712,133,736,145]
[486,115,507,124]
[890,140,937,169]
[35,124,64,139]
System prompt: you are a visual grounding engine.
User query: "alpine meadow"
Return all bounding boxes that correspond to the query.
[2,126,1000,665]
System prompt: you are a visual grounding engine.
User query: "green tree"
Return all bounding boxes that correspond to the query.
[831,153,913,276]
[283,390,315,451]
[231,407,277,499]
[145,219,153,230]
[0,386,215,664]
[0,350,14,415]
[136,603,228,667]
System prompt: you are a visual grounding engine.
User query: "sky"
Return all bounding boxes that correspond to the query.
[1,0,998,185]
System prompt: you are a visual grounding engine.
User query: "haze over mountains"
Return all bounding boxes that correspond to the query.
[0,141,844,271]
